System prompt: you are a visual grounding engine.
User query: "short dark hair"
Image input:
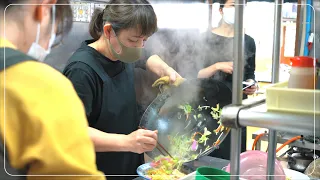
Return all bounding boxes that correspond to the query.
[219,0,228,8]
[1,0,73,41]
[89,0,158,40]
[219,0,247,9]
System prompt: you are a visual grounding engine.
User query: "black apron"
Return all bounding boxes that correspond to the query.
[66,52,143,180]
[0,47,35,180]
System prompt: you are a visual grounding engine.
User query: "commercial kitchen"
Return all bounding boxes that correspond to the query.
[2,0,320,179]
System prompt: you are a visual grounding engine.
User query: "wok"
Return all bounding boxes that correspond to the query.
[139,78,232,162]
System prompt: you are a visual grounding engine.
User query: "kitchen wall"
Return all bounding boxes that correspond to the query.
[43,1,305,109]
[44,22,91,71]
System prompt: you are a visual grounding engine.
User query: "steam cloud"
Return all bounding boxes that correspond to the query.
[135,27,255,118]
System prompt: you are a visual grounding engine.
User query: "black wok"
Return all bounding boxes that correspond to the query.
[139,78,232,162]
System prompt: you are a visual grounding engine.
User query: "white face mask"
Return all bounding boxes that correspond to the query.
[27,5,56,62]
[222,7,235,25]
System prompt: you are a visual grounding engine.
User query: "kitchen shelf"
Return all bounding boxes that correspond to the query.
[238,98,320,136]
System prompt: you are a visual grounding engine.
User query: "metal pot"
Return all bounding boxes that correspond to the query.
[287,151,318,173]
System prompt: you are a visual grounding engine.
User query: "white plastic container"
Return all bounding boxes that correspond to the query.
[288,56,316,89]
[266,81,320,114]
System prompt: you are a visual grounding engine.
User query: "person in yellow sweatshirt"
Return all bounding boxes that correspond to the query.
[0,0,105,179]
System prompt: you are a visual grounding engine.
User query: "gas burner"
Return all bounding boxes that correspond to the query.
[304,135,320,144]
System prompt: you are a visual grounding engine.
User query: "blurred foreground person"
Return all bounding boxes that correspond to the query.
[0,0,105,179]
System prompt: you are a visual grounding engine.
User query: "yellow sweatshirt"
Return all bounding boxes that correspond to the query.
[0,38,106,180]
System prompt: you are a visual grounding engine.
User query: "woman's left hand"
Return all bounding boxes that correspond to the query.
[243,79,258,95]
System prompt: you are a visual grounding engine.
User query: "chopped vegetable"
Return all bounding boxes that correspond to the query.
[197,105,210,111]
[197,127,212,146]
[210,104,221,120]
[191,140,198,151]
[214,125,223,135]
[178,103,195,121]
[146,156,186,180]
[193,115,197,121]
[210,104,230,134]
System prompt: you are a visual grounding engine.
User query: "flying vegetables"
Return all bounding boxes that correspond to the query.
[178,103,195,121]
[146,103,227,179]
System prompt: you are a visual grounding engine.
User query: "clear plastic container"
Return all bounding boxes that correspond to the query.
[288,56,316,89]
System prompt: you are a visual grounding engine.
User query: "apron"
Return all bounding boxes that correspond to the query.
[66,51,143,180]
[0,47,35,180]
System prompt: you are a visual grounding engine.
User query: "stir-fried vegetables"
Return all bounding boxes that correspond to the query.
[167,135,195,160]
[209,104,230,135]
[178,103,195,121]
[210,104,221,120]
[146,156,186,180]
[146,102,228,179]
[191,127,212,151]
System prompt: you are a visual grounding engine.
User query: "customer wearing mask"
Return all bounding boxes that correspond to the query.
[197,0,257,159]
[0,0,104,179]
[62,0,182,179]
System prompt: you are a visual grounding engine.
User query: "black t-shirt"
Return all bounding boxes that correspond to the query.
[200,31,256,82]
[63,40,146,125]
[176,31,256,83]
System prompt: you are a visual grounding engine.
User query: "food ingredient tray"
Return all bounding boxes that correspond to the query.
[266,81,320,114]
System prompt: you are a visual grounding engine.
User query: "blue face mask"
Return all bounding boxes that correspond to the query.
[27,5,56,62]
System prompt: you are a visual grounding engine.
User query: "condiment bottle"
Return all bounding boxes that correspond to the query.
[288,56,316,89]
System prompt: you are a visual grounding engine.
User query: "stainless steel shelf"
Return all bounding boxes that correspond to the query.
[238,100,320,136]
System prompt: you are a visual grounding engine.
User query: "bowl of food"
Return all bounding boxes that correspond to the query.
[137,156,186,180]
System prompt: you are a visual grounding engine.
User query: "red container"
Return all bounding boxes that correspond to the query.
[288,56,317,89]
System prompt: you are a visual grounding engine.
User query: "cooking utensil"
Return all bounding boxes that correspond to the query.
[287,147,318,173]
[139,78,232,163]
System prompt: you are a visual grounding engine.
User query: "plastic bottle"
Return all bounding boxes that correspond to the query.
[288,56,316,89]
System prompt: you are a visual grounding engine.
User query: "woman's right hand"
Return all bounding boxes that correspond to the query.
[127,129,158,154]
[215,62,233,74]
